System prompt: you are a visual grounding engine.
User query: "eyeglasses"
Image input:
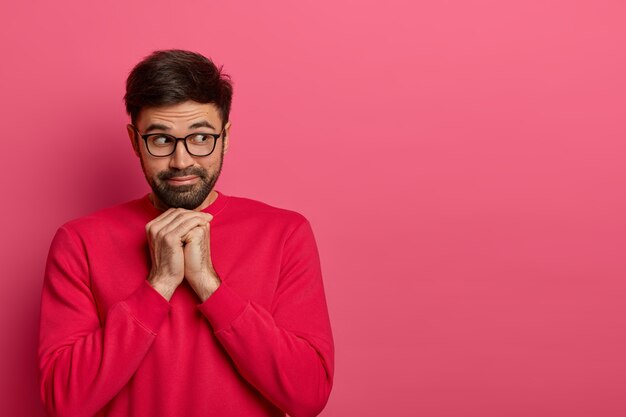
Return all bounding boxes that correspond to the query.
[131,125,224,157]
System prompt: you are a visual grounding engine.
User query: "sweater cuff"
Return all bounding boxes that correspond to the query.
[198,282,248,333]
[122,280,172,334]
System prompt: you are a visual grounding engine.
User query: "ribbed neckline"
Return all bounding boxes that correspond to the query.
[141,190,230,217]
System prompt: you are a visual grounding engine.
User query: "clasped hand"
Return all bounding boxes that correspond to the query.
[145,208,219,302]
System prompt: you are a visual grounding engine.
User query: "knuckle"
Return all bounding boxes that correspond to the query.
[185,216,201,225]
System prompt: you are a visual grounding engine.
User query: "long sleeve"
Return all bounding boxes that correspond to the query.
[38,226,171,417]
[198,218,335,417]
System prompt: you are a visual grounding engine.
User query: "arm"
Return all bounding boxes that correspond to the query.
[38,226,171,417]
[198,219,335,417]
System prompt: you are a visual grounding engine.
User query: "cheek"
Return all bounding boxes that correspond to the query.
[140,156,167,177]
[202,156,221,173]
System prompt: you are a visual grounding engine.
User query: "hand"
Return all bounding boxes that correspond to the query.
[145,208,211,301]
[183,215,221,302]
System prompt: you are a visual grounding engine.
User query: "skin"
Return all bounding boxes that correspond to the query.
[126,100,231,302]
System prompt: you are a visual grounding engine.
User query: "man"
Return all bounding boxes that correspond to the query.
[38,49,334,417]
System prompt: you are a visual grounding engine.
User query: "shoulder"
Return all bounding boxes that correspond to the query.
[220,193,311,234]
[219,194,319,256]
[223,194,308,222]
[58,196,150,238]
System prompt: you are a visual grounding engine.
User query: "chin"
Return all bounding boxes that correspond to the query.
[156,187,212,210]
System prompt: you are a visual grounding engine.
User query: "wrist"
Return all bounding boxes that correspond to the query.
[193,271,221,303]
[147,274,179,301]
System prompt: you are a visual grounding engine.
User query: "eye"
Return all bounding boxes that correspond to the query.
[150,135,175,146]
[188,134,209,144]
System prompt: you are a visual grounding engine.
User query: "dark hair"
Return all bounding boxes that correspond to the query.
[124,49,233,126]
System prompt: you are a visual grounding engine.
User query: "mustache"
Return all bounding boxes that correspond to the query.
[157,167,207,181]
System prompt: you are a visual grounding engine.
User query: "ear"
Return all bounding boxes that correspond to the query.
[127,124,140,157]
[223,121,231,154]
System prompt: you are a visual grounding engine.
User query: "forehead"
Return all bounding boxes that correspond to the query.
[136,101,221,129]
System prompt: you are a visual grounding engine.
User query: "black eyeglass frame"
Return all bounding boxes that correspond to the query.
[130,125,224,157]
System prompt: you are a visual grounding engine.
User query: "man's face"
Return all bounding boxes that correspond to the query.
[127,100,230,211]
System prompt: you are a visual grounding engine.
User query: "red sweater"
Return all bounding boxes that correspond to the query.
[38,191,334,417]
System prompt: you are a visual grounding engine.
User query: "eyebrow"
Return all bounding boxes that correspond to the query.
[189,121,216,130]
[144,123,170,133]
[144,121,216,133]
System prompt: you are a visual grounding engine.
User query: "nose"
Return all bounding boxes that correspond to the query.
[168,139,195,170]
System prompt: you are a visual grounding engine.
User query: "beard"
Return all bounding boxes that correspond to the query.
[143,148,224,210]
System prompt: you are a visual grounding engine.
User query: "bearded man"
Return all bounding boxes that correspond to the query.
[38,49,334,417]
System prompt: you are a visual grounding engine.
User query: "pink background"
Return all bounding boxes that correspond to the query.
[1,1,625,416]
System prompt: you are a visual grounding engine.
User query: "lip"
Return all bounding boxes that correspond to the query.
[166,176,199,185]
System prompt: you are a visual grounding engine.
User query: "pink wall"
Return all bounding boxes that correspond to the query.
[1,1,625,416]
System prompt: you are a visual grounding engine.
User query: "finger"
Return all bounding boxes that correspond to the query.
[148,210,212,239]
[162,215,210,241]
[146,208,183,234]
[150,209,202,236]
[181,224,208,244]
[163,209,213,227]
[170,218,208,243]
